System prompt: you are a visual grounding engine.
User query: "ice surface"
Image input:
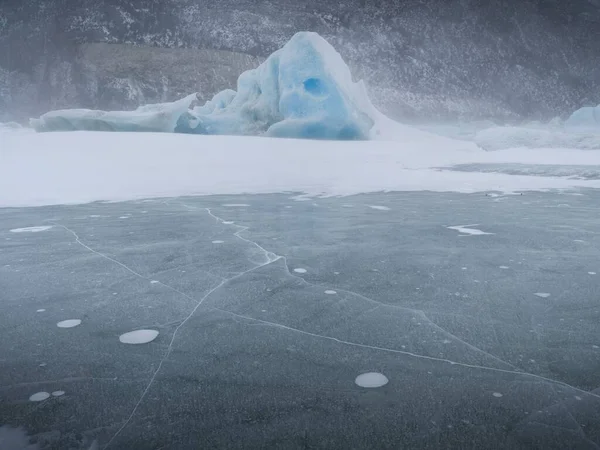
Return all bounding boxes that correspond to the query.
[565,104,600,129]
[2,192,600,448]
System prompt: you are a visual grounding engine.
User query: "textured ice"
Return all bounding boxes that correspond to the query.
[565,104,600,129]
[31,33,378,140]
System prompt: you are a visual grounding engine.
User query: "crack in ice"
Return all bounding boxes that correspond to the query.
[101,209,281,448]
[210,306,600,401]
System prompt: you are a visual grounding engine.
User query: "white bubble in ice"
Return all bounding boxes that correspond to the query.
[355,372,389,388]
[324,290,337,295]
[57,319,81,328]
[534,293,551,298]
[492,392,503,398]
[119,329,159,345]
[212,240,224,244]
[36,309,46,313]
[293,268,307,274]
[10,226,52,233]
[51,391,65,397]
[29,392,50,402]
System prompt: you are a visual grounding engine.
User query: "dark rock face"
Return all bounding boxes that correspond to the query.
[1,0,599,123]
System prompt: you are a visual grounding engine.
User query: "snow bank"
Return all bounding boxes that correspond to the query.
[31,32,384,140]
[2,131,599,207]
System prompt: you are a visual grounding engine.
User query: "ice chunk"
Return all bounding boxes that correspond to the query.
[475,126,600,151]
[177,31,375,139]
[32,33,378,140]
[32,94,198,133]
[565,104,600,129]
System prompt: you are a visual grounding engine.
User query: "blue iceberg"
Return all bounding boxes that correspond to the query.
[565,104,600,129]
[32,32,377,140]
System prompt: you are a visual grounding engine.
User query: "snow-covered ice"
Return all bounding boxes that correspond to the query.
[2,131,600,207]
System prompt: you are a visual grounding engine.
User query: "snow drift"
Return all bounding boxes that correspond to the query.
[31,32,380,140]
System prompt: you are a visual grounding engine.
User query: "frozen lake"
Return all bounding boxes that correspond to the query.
[1,191,600,449]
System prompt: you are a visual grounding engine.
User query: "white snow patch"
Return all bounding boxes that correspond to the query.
[589,272,597,275]
[150,280,159,284]
[368,205,391,211]
[119,216,129,219]
[212,240,225,244]
[534,293,551,298]
[2,132,600,207]
[119,329,159,344]
[10,226,52,233]
[222,221,234,224]
[293,268,307,274]
[29,392,50,402]
[447,224,493,236]
[499,266,509,269]
[355,372,389,388]
[324,290,337,295]
[36,309,45,313]
[56,319,81,328]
